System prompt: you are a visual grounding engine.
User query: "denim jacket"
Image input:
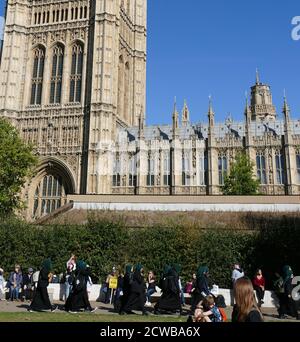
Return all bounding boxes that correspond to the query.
[9,272,23,287]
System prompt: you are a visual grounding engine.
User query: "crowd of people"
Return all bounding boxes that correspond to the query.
[0,259,299,322]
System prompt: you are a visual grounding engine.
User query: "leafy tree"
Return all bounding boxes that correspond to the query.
[223,152,259,195]
[0,118,37,216]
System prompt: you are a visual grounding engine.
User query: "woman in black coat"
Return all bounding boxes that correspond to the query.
[191,266,210,313]
[154,265,182,315]
[119,265,133,314]
[279,265,299,320]
[120,264,146,315]
[29,259,56,312]
[65,261,96,313]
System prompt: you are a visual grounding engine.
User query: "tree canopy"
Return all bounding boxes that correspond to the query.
[223,152,260,195]
[0,118,37,216]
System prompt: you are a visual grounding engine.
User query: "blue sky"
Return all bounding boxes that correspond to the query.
[1,0,299,125]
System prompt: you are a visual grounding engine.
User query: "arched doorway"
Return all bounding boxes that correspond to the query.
[30,158,75,219]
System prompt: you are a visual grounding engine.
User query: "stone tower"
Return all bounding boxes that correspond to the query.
[250,70,277,121]
[0,0,147,219]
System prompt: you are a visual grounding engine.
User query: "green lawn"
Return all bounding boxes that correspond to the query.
[0,312,186,323]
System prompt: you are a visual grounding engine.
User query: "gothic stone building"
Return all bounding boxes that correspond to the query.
[1,1,300,220]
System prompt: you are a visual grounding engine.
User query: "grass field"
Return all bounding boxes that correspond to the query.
[0,312,186,323]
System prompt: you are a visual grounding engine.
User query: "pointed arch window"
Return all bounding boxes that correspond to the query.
[50,45,64,104]
[256,151,267,185]
[69,43,83,103]
[30,46,45,105]
[182,153,191,186]
[218,154,227,185]
[33,174,67,218]
[163,152,171,186]
[275,150,285,185]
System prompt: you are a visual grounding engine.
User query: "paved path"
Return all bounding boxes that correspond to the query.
[0,300,299,322]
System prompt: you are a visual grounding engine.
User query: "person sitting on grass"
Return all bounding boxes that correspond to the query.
[194,295,223,323]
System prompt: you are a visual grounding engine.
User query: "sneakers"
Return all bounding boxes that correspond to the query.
[87,307,98,313]
[27,308,34,313]
[145,301,152,307]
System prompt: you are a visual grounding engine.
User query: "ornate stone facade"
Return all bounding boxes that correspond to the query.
[100,76,300,198]
[0,0,147,219]
[1,1,300,221]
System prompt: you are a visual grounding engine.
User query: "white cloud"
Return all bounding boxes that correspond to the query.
[0,16,4,40]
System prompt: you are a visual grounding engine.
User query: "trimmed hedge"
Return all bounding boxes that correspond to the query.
[0,216,299,289]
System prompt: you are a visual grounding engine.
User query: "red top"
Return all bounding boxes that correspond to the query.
[253,276,265,288]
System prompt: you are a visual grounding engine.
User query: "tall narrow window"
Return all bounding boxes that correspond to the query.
[69,43,83,103]
[256,151,267,185]
[218,154,227,185]
[182,154,191,186]
[84,6,88,18]
[113,156,121,187]
[275,151,285,185]
[199,154,207,186]
[296,153,300,184]
[30,47,45,105]
[50,45,64,104]
[129,155,137,187]
[147,156,155,186]
[163,153,171,186]
[33,174,67,217]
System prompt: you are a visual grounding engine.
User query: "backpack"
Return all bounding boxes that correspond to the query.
[218,307,228,322]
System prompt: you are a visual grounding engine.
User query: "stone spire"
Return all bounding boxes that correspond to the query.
[181,99,190,127]
[208,95,215,128]
[282,90,290,123]
[244,91,251,125]
[256,68,260,85]
[138,106,145,139]
[172,97,179,139]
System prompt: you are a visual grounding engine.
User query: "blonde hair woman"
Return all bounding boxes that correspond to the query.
[232,277,263,322]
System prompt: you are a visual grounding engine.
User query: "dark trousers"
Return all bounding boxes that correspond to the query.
[254,286,265,303]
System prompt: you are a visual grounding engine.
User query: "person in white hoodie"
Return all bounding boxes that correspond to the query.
[0,268,5,300]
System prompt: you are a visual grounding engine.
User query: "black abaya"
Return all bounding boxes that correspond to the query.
[154,274,181,313]
[191,276,210,312]
[65,270,92,312]
[30,268,52,311]
[121,271,146,313]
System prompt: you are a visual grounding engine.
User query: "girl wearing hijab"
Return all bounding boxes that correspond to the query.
[279,265,299,320]
[28,259,57,312]
[191,266,210,313]
[119,264,133,314]
[65,261,97,313]
[154,265,182,315]
[232,277,263,322]
[120,264,147,315]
